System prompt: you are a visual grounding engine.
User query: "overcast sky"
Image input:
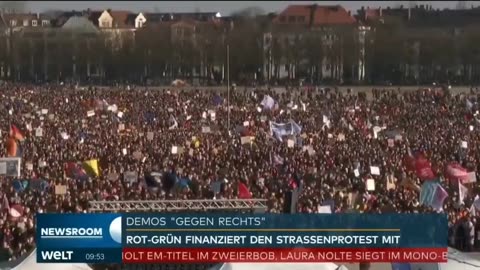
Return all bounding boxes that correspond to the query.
[19,1,472,15]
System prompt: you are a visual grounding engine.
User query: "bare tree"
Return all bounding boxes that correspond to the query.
[0,1,27,13]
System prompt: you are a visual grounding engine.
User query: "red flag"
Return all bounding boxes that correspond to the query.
[238,182,252,199]
[415,156,436,180]
[9,124,24,141]
[5,137,17,157]
[446,162,469,182]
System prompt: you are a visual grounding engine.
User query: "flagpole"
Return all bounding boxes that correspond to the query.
[227,44,230,133]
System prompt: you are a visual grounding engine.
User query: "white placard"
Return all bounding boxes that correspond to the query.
[35,127,43,137]
[287,139,295,148]
[41,109,48,115]
[243,121,249,127]
[118,124,125,131]
[117,112,124,118]
[318,205,332,214]
[370,166,380,175]
[366,179,376,191]
[122,148,127,155]
[354,169,360,177]
[60,132,69,140]
[465,172,477,184]
[147,132,154,141]
[87,110,95,117]
[461,141,468,149]
[202,126,211,133]
[172,146,178,154]
[240,136,252,145]
[124,171,138,183]
[132,151,142,160]
[55,185,67,195]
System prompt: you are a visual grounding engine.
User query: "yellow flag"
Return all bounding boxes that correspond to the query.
[82,159,100,177]
[194,140,200,148]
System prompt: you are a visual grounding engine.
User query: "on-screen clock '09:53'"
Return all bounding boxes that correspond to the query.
[85,253,105,261]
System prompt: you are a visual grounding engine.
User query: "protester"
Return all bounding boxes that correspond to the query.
[0,83,478,261]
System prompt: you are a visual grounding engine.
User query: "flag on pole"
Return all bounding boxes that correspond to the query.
[82,159,100,177]
[238,182,252,199]
[459,182,468,204]
[10,124,24,141]
[446,162,469,182]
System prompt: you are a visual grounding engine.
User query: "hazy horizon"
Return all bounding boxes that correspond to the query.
[0,1,475,16]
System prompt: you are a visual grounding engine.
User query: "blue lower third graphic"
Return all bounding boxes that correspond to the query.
[36,214,123,263]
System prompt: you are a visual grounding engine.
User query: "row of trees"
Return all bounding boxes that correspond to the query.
[2,17,480,85]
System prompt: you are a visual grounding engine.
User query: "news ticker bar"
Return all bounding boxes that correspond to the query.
[36,213,447,249]
[36,248,448,263]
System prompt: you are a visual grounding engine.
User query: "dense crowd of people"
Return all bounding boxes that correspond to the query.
[0,83,479,263]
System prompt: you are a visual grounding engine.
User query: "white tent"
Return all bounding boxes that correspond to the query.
[11,249,91,270]
[218,262,341,270]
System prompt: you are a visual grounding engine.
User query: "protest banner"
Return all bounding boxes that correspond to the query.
[0,157,21,177]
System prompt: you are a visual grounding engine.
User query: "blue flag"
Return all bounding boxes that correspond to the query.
[270,120,302,141]
[12,180,28,193]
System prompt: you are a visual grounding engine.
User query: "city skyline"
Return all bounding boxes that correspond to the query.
[1,1,474,15]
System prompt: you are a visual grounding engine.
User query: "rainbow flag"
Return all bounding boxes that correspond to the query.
[9,124,24,141]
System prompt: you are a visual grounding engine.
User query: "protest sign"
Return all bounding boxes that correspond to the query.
[35,127,43,137]
[147,132,154,141]
[318,205,332,214]
[465,172,477,184]
[0,157,21,177]
[370,166,380,175]
[366,179,375,191]
[124,171,138,183]
[287,139,295,148]
[55,185,67,195]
